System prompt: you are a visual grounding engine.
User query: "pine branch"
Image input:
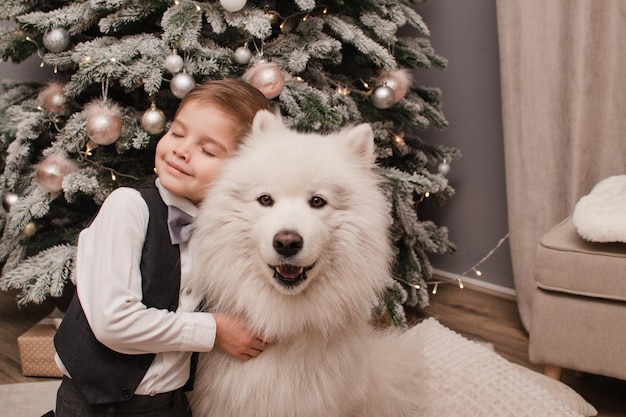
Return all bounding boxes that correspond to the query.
[0,243,76,306]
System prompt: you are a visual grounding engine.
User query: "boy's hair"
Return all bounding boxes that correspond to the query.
[176,78,272,142]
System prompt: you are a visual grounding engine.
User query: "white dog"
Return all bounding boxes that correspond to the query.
[189,110,429,417]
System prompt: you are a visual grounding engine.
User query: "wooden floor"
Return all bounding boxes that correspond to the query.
[1,285,625,415]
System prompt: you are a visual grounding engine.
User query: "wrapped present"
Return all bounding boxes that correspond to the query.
[17,314,63,378]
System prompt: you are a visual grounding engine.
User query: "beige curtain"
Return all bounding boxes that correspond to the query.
[496,0,626,331]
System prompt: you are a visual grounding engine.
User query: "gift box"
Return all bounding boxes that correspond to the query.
[17,315,63,378]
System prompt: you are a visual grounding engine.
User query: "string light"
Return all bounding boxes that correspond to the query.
[427,233,509,294]
[78,148,138,181]
[458,233,509,279]
[24,34,46,67]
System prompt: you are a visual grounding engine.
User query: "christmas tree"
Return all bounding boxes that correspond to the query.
[0,0,457,326]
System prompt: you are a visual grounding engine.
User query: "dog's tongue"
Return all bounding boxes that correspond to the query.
[278,265,303,279]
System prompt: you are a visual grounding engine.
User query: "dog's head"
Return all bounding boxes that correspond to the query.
[191,111,392,335]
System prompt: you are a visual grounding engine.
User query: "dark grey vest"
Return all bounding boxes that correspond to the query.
[54,176,182,405]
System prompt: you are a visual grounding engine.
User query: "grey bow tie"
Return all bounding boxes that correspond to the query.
[167,205,193,244]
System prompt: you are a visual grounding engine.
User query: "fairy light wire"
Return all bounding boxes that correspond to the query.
[458,233,509,279]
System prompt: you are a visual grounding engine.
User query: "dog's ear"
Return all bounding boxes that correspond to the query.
[342,123,376,166]
[252,110,283,134]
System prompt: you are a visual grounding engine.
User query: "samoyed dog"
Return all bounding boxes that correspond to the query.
[189,110,429,417]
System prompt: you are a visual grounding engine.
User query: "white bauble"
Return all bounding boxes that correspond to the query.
[2,192,19,212]
[233,46,252,65]
[220,0,247,12]
[438,161,451,176]
[141,105,167,135]
[170,72,196,99]
[164,53,184,74]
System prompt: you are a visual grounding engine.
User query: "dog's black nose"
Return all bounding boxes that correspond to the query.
[273,230,303,257]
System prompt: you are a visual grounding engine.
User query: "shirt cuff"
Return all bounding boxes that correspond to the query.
[183,312,217,352]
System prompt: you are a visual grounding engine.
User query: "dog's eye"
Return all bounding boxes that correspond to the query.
[257,194,273,207]
[310,196,327,208]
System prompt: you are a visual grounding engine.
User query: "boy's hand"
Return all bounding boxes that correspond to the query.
[212,313,270,361]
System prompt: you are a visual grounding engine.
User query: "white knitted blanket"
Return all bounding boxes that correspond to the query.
[415,318,596,417]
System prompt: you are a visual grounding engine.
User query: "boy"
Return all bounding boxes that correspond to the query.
[54,79,273,416]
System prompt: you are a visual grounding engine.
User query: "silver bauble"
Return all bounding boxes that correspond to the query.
[164,53,184,74]
[2,192,19,212]
[233,46,252,65]
[141,105,167,135]
[219,0,247,12]
[371,85,395,109]
[43,28,70,53]
[376,69,412,103]
[85,105,123,145]
[36,154,79,193]
[170,72,196,99]
[246,62,285,99]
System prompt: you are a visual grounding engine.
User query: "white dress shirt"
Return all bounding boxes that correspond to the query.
[55,177,216,396]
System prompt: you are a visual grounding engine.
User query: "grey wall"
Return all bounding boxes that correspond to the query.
[415,0,514,290]
[0,19,53,88]
[1,3,515,291]
[0,58,52,88]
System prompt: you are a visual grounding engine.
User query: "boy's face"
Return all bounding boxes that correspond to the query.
[155,101,239,205]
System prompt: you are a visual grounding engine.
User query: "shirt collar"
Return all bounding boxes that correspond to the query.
[155,177,198,218]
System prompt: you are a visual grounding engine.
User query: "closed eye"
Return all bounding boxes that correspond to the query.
[201,147,216,157]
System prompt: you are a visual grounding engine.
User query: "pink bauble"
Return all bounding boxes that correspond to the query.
[85,101,123,145]
[38,83,67,113]
[245,61,285,99]
[377,69,412,103]
[36,154,78,193]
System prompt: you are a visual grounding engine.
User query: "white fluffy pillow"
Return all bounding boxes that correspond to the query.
[572,175,626,242]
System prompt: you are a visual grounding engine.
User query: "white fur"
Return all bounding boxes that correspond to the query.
[572,175,626,242]
[189,111,429,417]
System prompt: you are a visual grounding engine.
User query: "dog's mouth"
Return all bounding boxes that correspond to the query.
[269,264,314,288]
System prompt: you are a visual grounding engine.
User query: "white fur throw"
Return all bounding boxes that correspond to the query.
[572,175,626,242]
[416,318,597,417]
